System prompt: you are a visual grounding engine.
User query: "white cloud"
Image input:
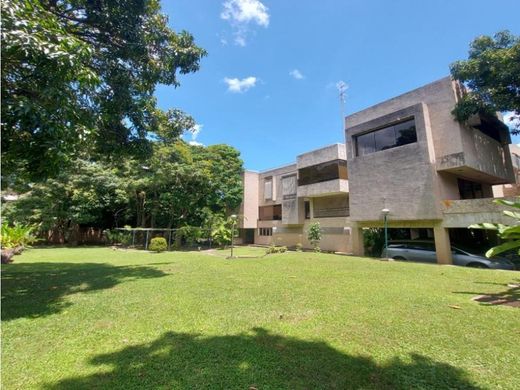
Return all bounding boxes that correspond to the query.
[224,76,257,93]
[221,0,269,46]
[503,111,520,129]
[289,69,304,80]
[221,0,269,26]
[188,140,204,147]
[191,124,203,140]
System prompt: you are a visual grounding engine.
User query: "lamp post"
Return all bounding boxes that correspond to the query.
[382,208,390,260]
[230,214,237,258]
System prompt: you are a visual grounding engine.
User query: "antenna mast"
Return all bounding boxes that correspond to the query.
[336,81,348,132]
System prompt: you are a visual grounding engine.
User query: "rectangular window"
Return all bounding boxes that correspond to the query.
[259,205,282,221]
[298,160,348,186]
[259,228,272,236]
[458,178,484,199]
[304,201,311,219]
[355,118,417,156]
[264,178,272,200]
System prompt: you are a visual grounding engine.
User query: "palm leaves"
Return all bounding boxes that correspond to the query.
[469,198,520,258]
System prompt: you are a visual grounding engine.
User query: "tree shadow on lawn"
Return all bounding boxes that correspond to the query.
[45,328,481,390]
[453,280,520,307]
[1,262,167,321]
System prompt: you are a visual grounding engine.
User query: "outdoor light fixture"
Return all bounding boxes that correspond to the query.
[230,214,238,259]
[381,208,390,260]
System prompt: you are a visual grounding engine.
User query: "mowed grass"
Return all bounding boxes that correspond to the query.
[2,247,519,389]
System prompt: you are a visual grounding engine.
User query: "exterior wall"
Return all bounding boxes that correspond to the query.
[441,197,517,227]
[258,164,297,206]
[347,103,441,222]
[493,144,520,197]
[239,171,259,229]
[297,143,346,168]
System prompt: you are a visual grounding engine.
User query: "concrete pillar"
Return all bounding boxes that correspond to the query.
[433,226,452,264]
[351,226,365,256]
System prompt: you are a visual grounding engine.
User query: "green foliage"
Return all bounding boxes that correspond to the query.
[104,230,131,247]
[211,221,232,248]
[149,237,167,252]
[363,228,384,257]
[450,30,520,133]
[307,222,322,250]
[0,222,38,249]
[4,160,128,240]
[176,226,204,247]
[265,245,287,254]
[1,0,206,181]
[469,198,520,258]
[295,243,303,252]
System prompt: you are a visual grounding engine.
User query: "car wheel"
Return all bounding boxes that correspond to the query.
[393,256,406,261]
[467,262,488,269]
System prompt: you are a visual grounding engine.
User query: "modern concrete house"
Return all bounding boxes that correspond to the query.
[239,76,516,263]
[238,144,351,252]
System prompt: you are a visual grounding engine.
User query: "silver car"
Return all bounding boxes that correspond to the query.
[382,240,516,270]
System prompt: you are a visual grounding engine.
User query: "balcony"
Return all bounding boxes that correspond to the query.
[441,197,516,227]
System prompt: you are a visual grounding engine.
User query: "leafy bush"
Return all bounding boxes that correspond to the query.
[266,245,287,254]
[1,222,38,249]
[307,222,322,251]
[295,243,303,252]
[104,229,131,246]
[313,246,321,253]
[1,221,38,263]
[177,226,203,247]
[149,237,167,252]
[363,228,384,257]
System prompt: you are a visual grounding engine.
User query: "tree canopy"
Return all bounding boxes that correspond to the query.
[450,31,520,133]
[1,0,206,182]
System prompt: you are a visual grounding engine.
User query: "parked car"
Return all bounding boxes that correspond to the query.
[381,240,516,270]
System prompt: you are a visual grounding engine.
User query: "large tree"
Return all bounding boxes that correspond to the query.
[1,0,206,182]
[450,31,520,133]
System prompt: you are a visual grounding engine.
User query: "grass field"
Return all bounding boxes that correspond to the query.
[2,247,519,389]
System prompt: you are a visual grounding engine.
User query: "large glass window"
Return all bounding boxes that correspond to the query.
[355,118,417,156]
[298,160,348,186]
[259,205,282,221]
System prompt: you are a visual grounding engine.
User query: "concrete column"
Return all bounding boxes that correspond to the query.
[433,226,452,264]
[351,226,365,256]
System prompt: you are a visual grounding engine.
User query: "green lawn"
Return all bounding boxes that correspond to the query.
[2,247,519,389]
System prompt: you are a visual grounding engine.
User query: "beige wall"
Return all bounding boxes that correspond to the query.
[239,171,259,229]
[347,102,441,222]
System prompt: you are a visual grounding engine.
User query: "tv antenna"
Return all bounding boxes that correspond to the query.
[336,81,348,132]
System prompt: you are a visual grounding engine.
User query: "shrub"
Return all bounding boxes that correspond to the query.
[266,245,287,254]
[307,222,322,251]
[313,246,321,253]
[149,237,167,252]
[295,243,303,252]
[104,229,131,246]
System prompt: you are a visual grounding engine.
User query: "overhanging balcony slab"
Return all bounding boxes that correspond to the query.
[297,179,348,198]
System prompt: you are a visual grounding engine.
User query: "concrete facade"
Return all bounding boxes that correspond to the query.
[239,77,516,262]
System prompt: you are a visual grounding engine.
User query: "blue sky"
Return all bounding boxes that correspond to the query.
[155,0,519,171]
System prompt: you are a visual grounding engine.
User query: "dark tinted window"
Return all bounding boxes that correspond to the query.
[304,201,311,219]
[298,160,348,186]
[356,118,417,156]
[458,179,484,199]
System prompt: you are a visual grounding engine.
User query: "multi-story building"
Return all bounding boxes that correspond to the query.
[239,77,516,264]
